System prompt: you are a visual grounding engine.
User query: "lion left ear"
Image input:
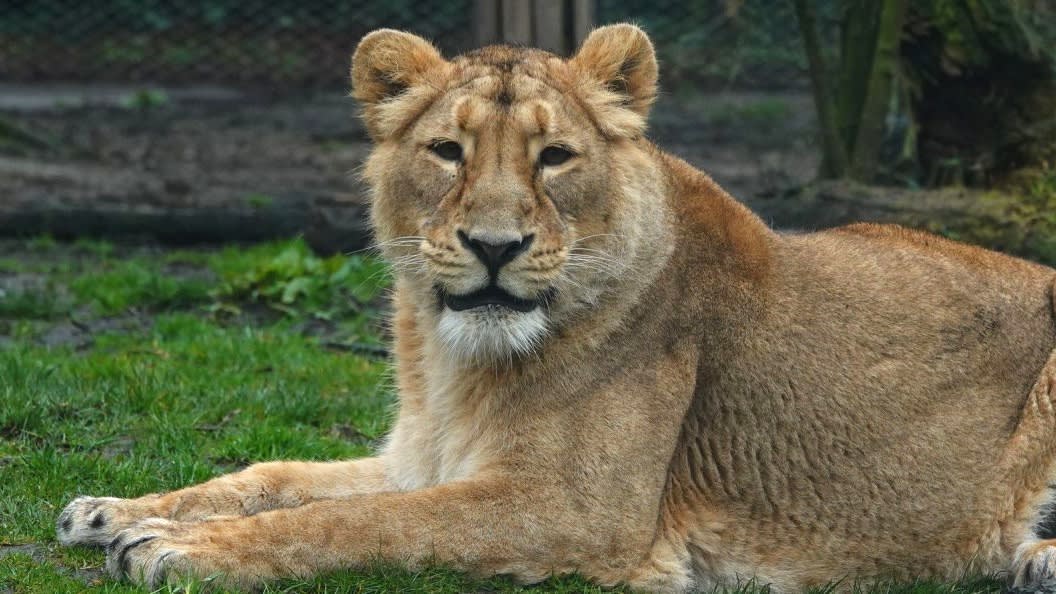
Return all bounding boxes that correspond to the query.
[570,24,658,120]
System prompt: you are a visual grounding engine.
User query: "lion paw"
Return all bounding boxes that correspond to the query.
[57,496,138,546]
[105,519,191,586]
[105,518,263,589]
[1012,540,1056,589]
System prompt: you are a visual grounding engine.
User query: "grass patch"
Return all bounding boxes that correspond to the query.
[0,287,67,319]
[69,259,211,315]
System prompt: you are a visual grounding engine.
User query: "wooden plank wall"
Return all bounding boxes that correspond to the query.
[474,0,596,55]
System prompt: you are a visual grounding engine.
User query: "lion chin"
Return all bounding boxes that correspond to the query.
[435,306,550,363]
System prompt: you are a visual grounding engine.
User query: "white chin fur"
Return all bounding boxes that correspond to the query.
[436,306,549,363]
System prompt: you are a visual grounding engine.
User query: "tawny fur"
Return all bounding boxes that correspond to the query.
[57,25,1056,593]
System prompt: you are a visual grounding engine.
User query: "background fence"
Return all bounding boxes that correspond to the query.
[0,0,827,90]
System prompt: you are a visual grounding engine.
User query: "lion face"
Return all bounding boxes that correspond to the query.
[353,25,666,362]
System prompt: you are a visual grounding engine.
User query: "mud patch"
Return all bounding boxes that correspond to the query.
[37,312,153,350]
[0,543,45,562]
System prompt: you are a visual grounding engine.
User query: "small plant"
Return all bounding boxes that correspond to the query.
[26,235,57,252]
[245,193,274,209]
[123,89,168,110]
[210,239,389,319]
[72,238,115,258]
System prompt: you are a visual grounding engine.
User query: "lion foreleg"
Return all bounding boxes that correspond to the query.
[57,457,391,547]
[103,478,571,589]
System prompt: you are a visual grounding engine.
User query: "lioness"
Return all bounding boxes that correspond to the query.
[57,24,1056,593]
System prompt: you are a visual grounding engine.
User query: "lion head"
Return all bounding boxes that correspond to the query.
[352,24,673,363]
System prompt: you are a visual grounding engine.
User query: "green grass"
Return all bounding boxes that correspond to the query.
[0,237,1007,593]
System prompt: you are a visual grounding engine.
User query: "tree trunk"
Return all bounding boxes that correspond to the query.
[794,0,849,178]
[848,0,908,180]
[835,0,881,159]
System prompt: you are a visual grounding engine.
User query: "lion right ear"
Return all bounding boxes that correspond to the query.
[351,30,447,138]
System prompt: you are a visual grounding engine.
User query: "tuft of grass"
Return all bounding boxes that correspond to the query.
[0,287,67,319]
[70,260,211,315]
[208,238,389,319]
[122,88,169,110]
[71,238,116,259]
[244,193,274,209]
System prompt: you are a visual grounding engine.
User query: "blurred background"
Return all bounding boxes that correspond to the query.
[1,0,1054,258]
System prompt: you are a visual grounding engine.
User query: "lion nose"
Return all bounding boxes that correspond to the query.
[458,230,534,274]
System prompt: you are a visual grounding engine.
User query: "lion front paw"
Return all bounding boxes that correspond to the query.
[105,518,264,590]
[106,519,190,587]
[57,496,140,546]
[1012,540,1056,590]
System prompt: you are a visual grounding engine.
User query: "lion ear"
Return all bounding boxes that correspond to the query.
[570,24,658,128]
[351,29,447,137]
[352,29,445,104]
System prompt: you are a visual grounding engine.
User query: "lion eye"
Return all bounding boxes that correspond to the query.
[539,145,574,167]
[430,141,463,162]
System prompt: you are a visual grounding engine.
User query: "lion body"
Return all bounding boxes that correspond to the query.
[383,151,1056,590]
[57,25,1056,593]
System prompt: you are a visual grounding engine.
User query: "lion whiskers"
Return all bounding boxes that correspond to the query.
[565,247,632,278]
[351,235,427,256]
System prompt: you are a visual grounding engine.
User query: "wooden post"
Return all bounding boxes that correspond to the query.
[501,0,533,45]
[533,1,566,54]
[473,0,595,55]
[572,0,595,46]
[474,0,500,47]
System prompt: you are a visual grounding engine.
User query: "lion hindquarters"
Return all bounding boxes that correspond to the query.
[1001,345,1056,585]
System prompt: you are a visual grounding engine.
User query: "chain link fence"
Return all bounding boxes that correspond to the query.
[600,0,825,91]
[1,0,823,91]
[1,0,474,87]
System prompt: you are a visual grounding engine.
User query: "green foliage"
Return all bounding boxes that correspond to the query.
[923,168,1056,266]
[1014,168,1056,265]
[122,89,169,110]
[209,238,389,319]
[919,0,1056,70]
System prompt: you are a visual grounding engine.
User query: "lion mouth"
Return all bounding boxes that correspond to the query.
[437,285,549,313]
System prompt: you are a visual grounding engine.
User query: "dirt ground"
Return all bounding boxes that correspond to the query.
[0,84,819,251]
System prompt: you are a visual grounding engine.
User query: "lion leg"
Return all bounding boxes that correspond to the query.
[57,457,390,547]
[103,479,630,590]
[1012,540,1056,588]
[1002,338,1056,588]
